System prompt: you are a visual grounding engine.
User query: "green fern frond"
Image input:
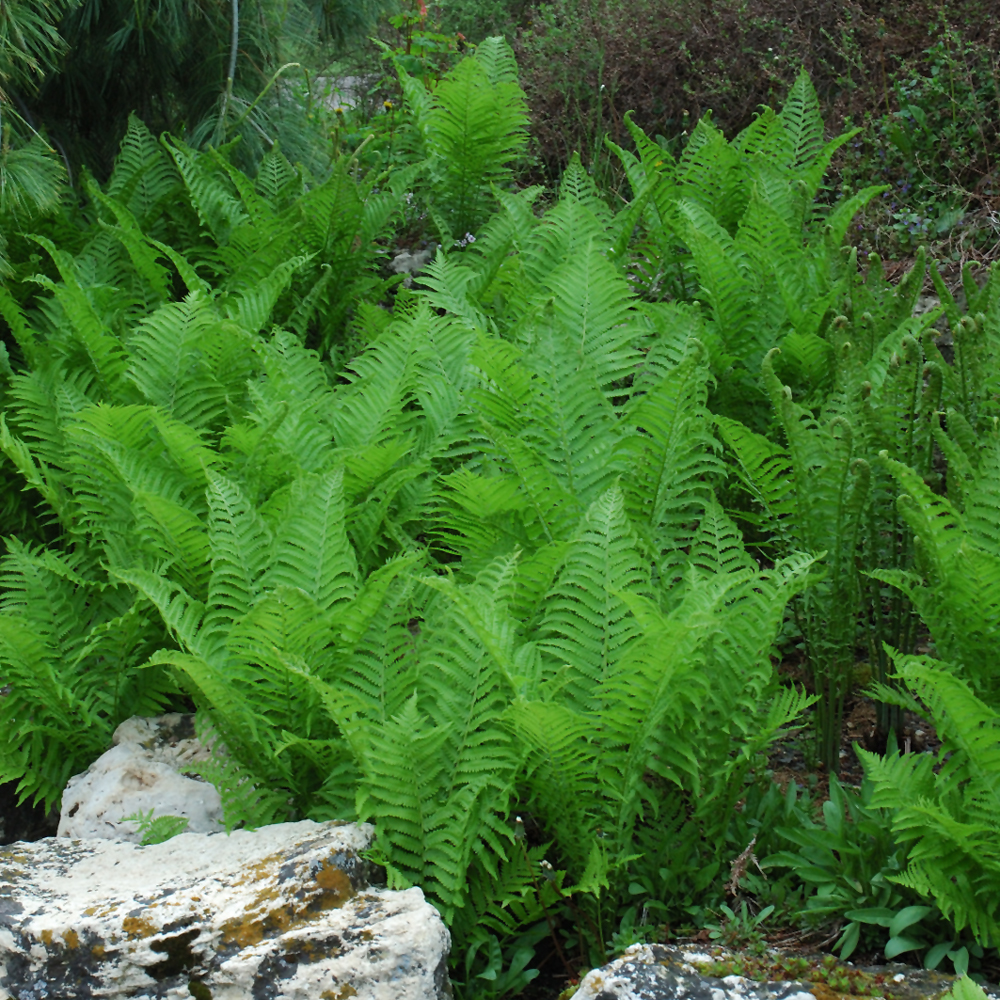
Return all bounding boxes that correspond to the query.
[204,470,272,631]
[858,652,1000,946]
[126,293,229,429]
[113,567,208,656]
[683,495,756,581]
[132,490,211,598]
[538,485,649,712]
[354,693,452,883]
[407,37,528,241]
[775,70,826,186]
[555,154,615,232]
[472,34,521,85]
[622,340,723,557]
[182,716,290,831]
[27,235,130,398]
[506,699,600,870]
[0,413,74,528]
[543,243,642,393]
[263,468,358,614]
[163,137,249,246]
[679,202,763,362]
[520,327,625,506]
[716,413,795,532]
[255,146,299,202]
[677,120,745,232]
[63,404,198,556]
[106,115,180,226]
[431,468,528,566]
[222,253,311,334]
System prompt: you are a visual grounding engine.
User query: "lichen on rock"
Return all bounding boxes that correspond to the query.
[0,820,451,1000]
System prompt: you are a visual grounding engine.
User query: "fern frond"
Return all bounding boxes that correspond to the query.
[27,235,130,398]
[415,39,528,240]
[622,340,723,557]
[222,253,311,333]
[506,699,600,871]
[132,490,211,598]
[683,495,756,581]
[544,243,642,393]
[0,413,74,527]
[163,137,248,245]
[255,146,299,201]
[537,486,648,712]
[181,715,290,831]
[716,413,796,532]
[106,115,181,226]
[264,468,358,614]
[203,470,272,633]
[776,69,824,171]
[126,293,229,430]
[858,652,1000,946]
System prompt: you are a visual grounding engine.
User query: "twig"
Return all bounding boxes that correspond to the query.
[726,836,766,897]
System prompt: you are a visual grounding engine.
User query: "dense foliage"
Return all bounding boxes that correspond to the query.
[1,26,1000,998]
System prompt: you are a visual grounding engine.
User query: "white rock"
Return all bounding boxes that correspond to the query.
[0,819,451,999]
[570,945,836,1000]
[58,714,224,841]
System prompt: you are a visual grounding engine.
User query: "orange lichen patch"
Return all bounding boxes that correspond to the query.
[249,883,282,909]
[222,859,358,950]
[92,945,106,959]
[220,914,266,950]
[230,852,284,888]
[320,987,357,999]
[190,896,201,902]
[40,930,53,945]
[62,929,80,949]
[315,862,353,904]
[122,916,158,940]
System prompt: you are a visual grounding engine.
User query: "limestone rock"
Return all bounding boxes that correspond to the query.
[58,714,224,842]
[571,945,820,1000]
[571,945,1000,1000]
[389,247,436,287]
[0,819,451,999]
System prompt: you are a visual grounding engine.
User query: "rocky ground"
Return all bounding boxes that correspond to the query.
[523,944,1000,1000]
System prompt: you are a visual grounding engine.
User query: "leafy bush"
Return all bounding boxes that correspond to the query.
[515,0,1000,204]
[840,24,1000,257]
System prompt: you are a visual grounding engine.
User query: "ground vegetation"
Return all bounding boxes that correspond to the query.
[1,7,1000,999]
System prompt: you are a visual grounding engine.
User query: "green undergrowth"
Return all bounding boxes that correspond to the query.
[1,37,1000,998]
[693,953,901,997]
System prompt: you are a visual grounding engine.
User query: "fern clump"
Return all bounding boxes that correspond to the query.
[398,37,529,244]
[3,48,1000,995]
[862,653,1000,949]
